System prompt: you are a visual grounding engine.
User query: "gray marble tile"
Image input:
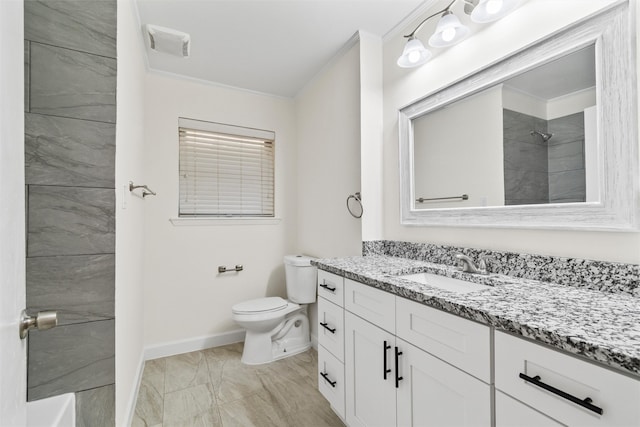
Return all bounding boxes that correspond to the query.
[25,41,30,112]
[163,383,220,426]
[503,109,548,146]
[26,254,114,325]
[164,351,211,394]
[548,112,585,145]
[27,319,115,400]
[548,140,585,173]
[503,139,548,172]
[27,185,115,257]
[549,169,586,203]
[30,43,116,123]
[25,113,115,188]
[76,384,115,427]
[218,391,288,427]
[134,359,166,426]
[25,0,117,58]
[504,169,548,203]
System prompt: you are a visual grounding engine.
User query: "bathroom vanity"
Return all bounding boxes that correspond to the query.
[314,253,640,427]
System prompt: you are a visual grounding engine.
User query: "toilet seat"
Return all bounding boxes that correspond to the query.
[232,297,288,315]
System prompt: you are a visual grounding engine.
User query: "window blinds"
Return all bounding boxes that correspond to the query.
[178,118,275,217]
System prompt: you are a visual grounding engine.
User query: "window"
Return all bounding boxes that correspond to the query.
[178,118,275,217]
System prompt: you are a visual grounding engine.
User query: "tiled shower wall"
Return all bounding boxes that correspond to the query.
[24,1,116,425]
[503,109,549,205]
[548,112,586,203]
[502,109,585,205]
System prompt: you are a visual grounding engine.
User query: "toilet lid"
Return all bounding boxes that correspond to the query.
[232,297,288,314]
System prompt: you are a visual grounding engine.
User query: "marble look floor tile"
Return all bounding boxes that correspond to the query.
[134,344,341,427]
[164,351,210,394]
[218,391,288,427]
[134,359,166,427]
[163,383,218,424]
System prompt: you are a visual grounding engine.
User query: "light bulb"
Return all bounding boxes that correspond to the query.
[486,0,503,15]
[408,50,421,63]
[441,27,456,42]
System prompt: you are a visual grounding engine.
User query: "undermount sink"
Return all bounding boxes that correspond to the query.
[398,272,491,294]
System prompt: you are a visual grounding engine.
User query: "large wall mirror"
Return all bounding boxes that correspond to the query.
[399,2,638,230]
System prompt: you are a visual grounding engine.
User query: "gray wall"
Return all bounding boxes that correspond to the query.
[24,1,116,425]
[503,109,549,205]
[503,109,586,205]
[548,112,586,203]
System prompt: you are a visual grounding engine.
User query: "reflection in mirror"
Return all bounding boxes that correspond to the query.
[412,45,596,210]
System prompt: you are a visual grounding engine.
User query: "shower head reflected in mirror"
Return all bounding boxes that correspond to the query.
[530,130,553,141]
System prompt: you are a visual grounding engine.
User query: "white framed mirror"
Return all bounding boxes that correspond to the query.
[399,2,638,231]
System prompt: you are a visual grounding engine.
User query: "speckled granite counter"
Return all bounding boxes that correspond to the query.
[312,255,640,379]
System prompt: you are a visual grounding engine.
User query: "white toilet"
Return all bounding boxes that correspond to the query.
[232,255,317,365]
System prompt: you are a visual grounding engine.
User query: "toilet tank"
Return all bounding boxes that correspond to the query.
[284,255,317,304]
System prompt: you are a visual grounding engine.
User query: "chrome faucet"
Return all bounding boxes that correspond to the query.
[454,253,494,275]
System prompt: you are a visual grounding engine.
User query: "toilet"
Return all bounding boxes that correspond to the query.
[232,255,317,365]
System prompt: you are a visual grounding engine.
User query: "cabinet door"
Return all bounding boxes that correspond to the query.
[496,391,564,427]
[345,312,396,427]
[396,338,491,427]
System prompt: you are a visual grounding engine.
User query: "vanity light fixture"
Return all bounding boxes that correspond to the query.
[469,0,521,23]
[397,0,522,68]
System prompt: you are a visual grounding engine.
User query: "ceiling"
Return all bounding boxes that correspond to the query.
[504,45,596,101]
[136,0,427,98]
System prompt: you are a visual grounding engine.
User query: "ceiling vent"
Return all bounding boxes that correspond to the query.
[145,24,190,58]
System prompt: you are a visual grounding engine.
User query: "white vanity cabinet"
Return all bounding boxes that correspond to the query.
[317,270,346,420]
[495,331,640,427]
[343,279,491,427]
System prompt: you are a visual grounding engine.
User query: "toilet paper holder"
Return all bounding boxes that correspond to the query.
[218,265,243,273]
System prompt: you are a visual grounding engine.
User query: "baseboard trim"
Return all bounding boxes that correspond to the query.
[144,329,246,360]
[123,352,145,427]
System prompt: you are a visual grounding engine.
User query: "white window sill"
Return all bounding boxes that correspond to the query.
[169,217,282,226]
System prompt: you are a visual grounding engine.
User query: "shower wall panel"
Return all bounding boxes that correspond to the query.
[24,0,116,424]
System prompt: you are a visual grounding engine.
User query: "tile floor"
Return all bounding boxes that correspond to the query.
[132,342,345,427]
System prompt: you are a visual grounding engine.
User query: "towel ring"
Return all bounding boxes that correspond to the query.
[347,192,363,218]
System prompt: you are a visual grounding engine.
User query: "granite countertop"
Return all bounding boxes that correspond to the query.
[313,255,640,379]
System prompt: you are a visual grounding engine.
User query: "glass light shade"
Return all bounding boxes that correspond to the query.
[397,37,432,68]
[428,12,470,48]
[470,0,520,23]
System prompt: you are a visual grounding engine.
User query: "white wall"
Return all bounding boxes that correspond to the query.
[115,0,147,424]
[295,40,363,259]
[381,0,640,264]
[142,73,297,349]
[413,86,504,208]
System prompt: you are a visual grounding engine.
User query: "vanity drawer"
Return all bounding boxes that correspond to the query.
[317,270,344,307]
[396,297,490,383]
[344,279,395,333]
[318,297,344,361]
[318,345,345,420]
[495,331,640,426]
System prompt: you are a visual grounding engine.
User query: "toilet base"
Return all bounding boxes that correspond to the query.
[241,310,311,365]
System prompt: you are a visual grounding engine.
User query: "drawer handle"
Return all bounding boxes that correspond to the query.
[320,371,337,388]
[519,373,603,415]
[395,346,403,388]
[319,283,337,293]
[383,340,392,380]
[320,322,336,334]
